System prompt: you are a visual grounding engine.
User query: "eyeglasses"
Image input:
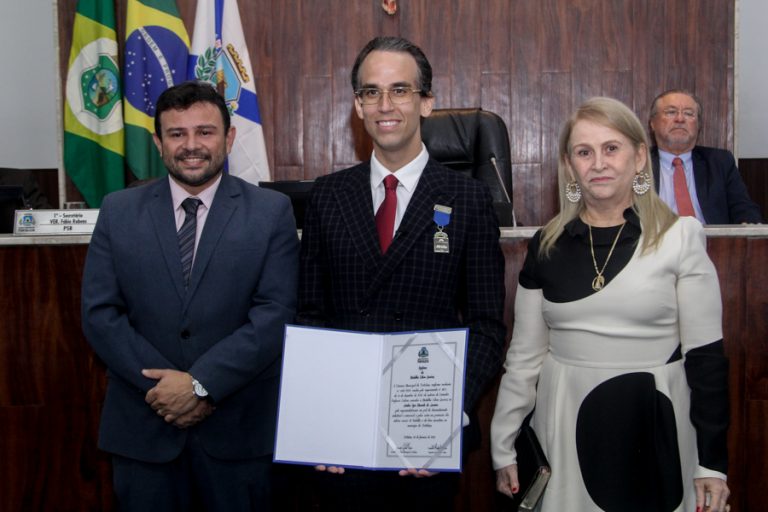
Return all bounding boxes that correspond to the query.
[658,108,698,120]
[355,87,422,105]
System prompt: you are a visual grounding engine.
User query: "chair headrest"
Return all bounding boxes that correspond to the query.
[421,108,512,206]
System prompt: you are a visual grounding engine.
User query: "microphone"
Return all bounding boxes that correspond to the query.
[489,153,517,227]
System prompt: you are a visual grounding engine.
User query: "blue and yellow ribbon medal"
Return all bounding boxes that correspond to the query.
[433,205,452,253]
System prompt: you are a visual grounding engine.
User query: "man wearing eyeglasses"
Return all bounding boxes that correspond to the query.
[295,36,506,510]
[648,89,762,224]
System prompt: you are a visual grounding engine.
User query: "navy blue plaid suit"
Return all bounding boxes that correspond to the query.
[298,159,506,417]
[294,158,506,508]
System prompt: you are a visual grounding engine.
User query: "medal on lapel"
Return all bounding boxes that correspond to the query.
[433,204,452,253]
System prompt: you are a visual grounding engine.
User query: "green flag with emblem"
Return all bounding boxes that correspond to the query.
[64,0,125,208]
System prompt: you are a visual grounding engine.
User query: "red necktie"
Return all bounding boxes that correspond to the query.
[375,174,399,253]
[672,157,695,217]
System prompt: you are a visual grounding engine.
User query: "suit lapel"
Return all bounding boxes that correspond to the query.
[148,180,187,300]
[364,162,455,299]
[333,164,381,269]
[184,175,238,305]
[651,148,661,192]
[691,147,711,221]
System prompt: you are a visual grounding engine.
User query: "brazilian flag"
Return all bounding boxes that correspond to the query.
[123,0,189,180]
[63,0,124,208]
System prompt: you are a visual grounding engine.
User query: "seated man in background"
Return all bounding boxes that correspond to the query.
[648,89,763,224]
[0,168,53,209]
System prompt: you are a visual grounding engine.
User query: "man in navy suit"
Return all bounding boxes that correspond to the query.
[648,89,763,224]
[296,36,507,510]
[82,81,299,511]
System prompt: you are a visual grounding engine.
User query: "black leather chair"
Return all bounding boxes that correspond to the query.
[421,108,516,226]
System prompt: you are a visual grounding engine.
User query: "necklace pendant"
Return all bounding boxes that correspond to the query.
[592,275,605,291]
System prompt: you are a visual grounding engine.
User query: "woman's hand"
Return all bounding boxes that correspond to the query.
[496,464,520,498]
[694,477,729,512]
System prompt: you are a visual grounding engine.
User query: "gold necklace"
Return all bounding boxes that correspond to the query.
[588,222,626,291]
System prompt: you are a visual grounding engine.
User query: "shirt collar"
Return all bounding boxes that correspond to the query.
[658,149,693,174]
[169,174,222,212]
[370,144,429,192]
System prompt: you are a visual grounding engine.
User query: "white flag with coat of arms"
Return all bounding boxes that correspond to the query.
[188,0,271,184]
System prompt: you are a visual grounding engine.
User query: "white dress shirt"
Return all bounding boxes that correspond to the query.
[369,144,430,238]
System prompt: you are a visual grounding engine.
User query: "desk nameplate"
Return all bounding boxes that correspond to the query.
[13,209,99,236]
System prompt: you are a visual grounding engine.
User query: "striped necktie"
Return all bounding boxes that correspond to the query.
[178,197,201,288]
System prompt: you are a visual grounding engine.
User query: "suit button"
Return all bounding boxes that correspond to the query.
[180,330,191,340]
[393,311,403,321]
[359,308,369,317]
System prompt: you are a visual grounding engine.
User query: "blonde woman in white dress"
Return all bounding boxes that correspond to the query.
[491,97,730,512]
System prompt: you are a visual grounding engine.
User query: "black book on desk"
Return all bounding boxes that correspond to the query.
[0,186,24,234]
[510,422,551,511]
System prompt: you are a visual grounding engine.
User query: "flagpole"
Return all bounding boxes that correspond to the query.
[52,0,66,208]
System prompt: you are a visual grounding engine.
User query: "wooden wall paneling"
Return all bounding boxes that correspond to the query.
[708,237,748,511]
[745,400,768,512]
[630,0,655,117]
[1,404,112,511]
[450,0,483,109]
[482,0,511,75]
[508,0,542,166]
[480,73,512,146]
[300,1,333,179]
[745,238,768,511]
[303,76,333,180]
[539,72,572,225]
[600,0,633,104]
[601,0,632,74]
[693,0,733,149]
[511,164,543,227]
[0,245,113,512]
[661,1,697,93]
[271,0,304,173]
[541,0,574,73]
[570,1,604,104]
[431,75,455,111]
[330,0,381,168]
[602,70,634,108]
[0,246,95,406]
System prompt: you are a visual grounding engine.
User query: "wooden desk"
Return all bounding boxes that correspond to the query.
[1,227,766,511]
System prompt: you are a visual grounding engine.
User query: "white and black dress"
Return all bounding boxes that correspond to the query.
[491,211,728,512]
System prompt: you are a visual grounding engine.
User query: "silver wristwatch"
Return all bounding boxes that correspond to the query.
[191,378,209,399]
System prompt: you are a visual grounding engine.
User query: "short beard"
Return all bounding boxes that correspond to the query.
[164,149,226,188]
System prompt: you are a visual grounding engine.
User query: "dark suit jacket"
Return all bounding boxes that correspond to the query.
[651,146,763,224]
[297,160,507,415]
[82,174,299,463]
